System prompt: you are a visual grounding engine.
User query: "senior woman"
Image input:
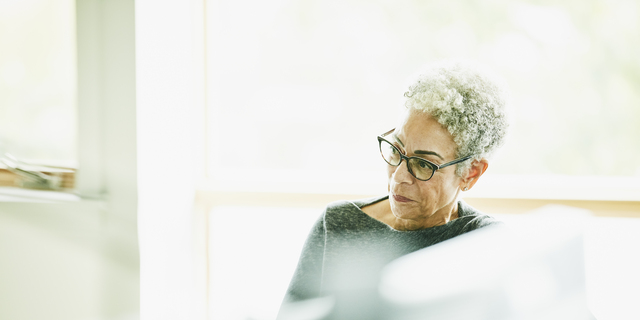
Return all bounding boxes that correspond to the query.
[280,61,509,311]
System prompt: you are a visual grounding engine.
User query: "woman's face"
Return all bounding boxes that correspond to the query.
[387,109,463,225]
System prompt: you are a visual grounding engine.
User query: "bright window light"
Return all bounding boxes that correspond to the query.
[208,206,319,320]
[0,0,76,166]
[206,0,640,192]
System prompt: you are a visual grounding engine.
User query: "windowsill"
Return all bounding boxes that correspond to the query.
[0,186,83,203]
[201,170,640,202]
[202,169,387,195]
[467,174,640,201]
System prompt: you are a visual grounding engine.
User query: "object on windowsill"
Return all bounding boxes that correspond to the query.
[0,153,75,191]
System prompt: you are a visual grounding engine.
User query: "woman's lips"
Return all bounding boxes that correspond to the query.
[392,194,413,203]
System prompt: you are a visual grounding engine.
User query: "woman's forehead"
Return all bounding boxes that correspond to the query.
[394,110,457,157]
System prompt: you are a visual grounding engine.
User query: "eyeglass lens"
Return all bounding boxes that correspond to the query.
[379,139,435,180]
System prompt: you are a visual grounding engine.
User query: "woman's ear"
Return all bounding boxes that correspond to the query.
[461,158,489,191]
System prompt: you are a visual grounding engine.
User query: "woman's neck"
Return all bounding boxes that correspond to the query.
[361,198,459,231]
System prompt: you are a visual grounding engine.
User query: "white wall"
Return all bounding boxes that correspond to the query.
[136,0,205,319]
[0,201,139,320]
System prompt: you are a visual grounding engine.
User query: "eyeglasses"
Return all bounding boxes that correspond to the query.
[377,128,472,181]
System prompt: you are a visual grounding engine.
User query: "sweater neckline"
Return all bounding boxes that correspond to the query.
[347,195,469,232]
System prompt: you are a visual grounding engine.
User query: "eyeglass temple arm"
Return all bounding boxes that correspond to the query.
[379,128,395,137]
[438,155,473,169]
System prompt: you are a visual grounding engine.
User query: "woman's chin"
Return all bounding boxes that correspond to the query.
[390,205,419,220]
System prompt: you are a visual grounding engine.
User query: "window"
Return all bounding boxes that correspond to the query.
[205,0,640,196]
[0,0,76,191]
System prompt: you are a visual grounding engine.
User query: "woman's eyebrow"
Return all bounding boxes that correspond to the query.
[393,135,444,160]
[414,150,444,160]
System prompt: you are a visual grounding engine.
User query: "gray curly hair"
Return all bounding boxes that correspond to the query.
[403,61,509,176]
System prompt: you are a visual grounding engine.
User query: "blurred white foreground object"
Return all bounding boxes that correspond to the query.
[379,205,595,320]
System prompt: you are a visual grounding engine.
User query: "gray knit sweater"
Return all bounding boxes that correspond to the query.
[282,195,501,302]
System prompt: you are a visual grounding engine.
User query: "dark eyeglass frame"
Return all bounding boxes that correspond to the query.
[377,128,472,181]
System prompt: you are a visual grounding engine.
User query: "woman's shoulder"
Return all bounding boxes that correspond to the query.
[456,200,503,231]
[322,195,388,229]
[324,195,388,212]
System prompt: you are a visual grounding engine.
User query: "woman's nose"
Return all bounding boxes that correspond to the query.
[392,159,414,184]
